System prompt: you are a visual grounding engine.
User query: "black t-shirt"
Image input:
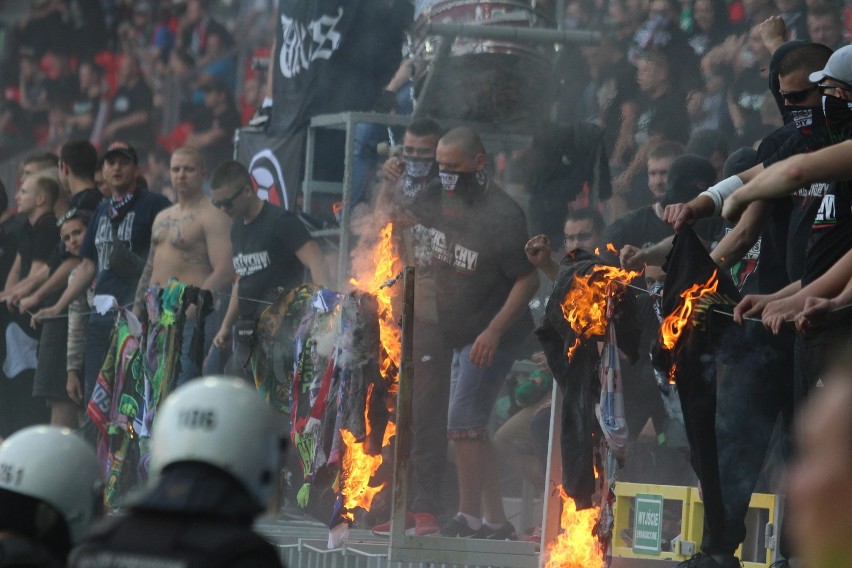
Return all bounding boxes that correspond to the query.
[109,80,153,148]
[422,185,535,349]
[80,189,171,305]
[195,104,242,171]
[69,94,101,140]
[750,123,797,294]
[45,73,80,107]
[18,213,59,279]
[635,90,689,146]
[582,60,637,155]
[802,181,852,285]
[231,202,312,320]
[763,126,835,283]
[70,187,103,213]
[0,214,26,285]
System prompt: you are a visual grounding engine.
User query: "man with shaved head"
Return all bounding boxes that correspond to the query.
[132,146,234,384]
[409,127,539,539]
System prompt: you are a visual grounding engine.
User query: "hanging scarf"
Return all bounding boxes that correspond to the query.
[108,191,138,223]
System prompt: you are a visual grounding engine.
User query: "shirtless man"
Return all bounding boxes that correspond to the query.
[133,146,233,384]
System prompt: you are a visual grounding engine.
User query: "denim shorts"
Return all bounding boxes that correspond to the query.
[447,343,516,440]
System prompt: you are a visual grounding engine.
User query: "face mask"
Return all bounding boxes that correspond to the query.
[402,157,436,197]
[439,169,488,201]
[787,104,826,135]
[822,94,852,133]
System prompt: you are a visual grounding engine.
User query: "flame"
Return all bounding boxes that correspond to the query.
[561,265,641,360]
[545,487,604,568]
[340,221,403,519]
[606,243,618,254]
[668,363,677,385]
[660,270,719,350]
[340,384,386,521]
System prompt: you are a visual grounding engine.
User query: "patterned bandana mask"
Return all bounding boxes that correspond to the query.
[402,156,436,197]
[439,169,488,217]
[439,169,487,197]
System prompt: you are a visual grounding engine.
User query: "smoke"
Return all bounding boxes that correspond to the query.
[347,201,395,292]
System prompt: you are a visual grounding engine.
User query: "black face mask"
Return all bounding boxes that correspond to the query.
[787,104,826,134]
[823,94,852,133]
[402,156,436,198]
[439,170,487,199]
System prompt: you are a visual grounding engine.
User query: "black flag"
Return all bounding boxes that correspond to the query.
[652,226,742,553]
[270,0,411,136]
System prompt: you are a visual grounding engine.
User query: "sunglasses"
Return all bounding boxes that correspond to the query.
[779,84,818,105]
[211,185,245,209]
[56,207,90,228]
[818,82,852,95]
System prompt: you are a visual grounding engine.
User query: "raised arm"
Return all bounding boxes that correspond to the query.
[723,141,852,221]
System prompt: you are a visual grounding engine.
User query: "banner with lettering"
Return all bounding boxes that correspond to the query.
[269,0,411,135]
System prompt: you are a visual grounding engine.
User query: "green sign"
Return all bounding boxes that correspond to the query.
[633,494,664,555]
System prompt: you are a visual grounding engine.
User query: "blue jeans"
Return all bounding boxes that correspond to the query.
[447,343,516,440]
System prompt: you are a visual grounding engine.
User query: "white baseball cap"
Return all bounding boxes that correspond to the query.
[809,45,852,85]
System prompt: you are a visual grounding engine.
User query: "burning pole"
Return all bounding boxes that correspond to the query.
[389,266,415,545]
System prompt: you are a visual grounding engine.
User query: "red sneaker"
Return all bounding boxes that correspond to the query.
[524,526,542,543]
[412,512,440,536]
[371,512,415,536]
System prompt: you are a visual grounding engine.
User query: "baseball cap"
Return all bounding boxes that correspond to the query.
[103,141,138,163]
[808,45,852,85]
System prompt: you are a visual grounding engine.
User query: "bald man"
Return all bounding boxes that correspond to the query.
[133,147,234,384]
[413,127,539,540]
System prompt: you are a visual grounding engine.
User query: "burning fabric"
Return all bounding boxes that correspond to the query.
[251,285,394,545]
[536,249,642,509]
[652,226,743,545]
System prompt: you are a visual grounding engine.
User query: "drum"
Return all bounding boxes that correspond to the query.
[412,0,557,127]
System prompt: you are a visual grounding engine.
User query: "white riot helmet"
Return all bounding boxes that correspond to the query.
[149,376,283,509]
[0,426,100,544]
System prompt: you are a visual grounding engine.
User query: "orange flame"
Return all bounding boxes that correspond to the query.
[668,363,677,385]
[561,265,641,360]
[340,221,403,518]
[660,270,719,350]
[606,243,618,254]
[340,384,386,521]
[545,487,604,568]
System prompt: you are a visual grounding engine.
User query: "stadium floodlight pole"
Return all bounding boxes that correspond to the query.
[423,22,601,45]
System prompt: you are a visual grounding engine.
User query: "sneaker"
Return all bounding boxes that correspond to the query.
[678,552,742,568]
[440,514,481,537]
[523,525,542,543]
[412,512,440,536]
[477,521,518,541]
[371,512,414,536]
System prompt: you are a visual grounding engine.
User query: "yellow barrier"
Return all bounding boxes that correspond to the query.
[612,482,779,566]
[689,488,779,568]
